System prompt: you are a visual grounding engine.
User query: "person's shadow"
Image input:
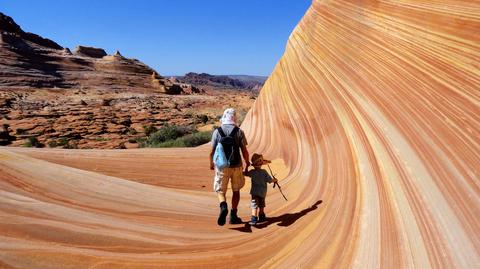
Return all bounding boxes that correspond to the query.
[230,200,323,233]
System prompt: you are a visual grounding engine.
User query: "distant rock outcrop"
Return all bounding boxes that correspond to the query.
[74,46,107,58]
[178,72,265,91]
[0,12,63,50]
[0,12,186,94]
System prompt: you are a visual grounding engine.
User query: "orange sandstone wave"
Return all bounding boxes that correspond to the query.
[243,0,480,267]
[1,1,479,268]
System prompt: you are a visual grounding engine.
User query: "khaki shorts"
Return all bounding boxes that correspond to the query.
[214,166,245,193]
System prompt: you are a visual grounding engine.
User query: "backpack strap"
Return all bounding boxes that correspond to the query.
[230,127,239,138]
[217,127,226,137]
[230,127,239,146]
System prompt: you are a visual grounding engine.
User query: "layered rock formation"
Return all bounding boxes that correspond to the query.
[242,0,480,267]
[1,12,253,149]
[0,1,479,268]
[0,12,181,94]
[178,72,265,91]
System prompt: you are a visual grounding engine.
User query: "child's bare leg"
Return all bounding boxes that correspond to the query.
[251,207,258,217]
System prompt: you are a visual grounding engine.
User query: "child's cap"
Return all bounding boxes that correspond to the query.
[251,153,271,167]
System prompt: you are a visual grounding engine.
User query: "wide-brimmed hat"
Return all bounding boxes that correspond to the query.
[251,153,271,167]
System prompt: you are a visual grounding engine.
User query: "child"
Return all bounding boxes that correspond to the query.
[244,153,277,226]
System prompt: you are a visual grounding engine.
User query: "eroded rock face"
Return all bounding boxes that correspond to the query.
[74,46,107,58]
[0,12,258,149]
[0,12,184,93]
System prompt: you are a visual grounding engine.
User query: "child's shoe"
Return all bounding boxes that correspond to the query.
[249,216,258,226]
[217,202,228,226]
[229,209,242,224]
[259,213,266,222]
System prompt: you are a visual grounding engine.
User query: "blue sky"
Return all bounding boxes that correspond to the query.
[2,0,311,76]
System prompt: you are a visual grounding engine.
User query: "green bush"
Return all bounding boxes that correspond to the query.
[24,137,44,148]
[143,125,158,136]
[48,140,58,148]
[57,137,69,147]
[182,131,212,147]
[140,124,212,148]
[142,124,190,146]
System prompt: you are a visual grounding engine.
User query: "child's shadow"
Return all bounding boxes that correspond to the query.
[230,200,323,233]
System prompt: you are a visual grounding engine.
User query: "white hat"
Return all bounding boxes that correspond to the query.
[221,108,237,125]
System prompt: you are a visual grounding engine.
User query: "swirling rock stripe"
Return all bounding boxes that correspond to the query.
[242,0,479,268]
[0,0,479,268]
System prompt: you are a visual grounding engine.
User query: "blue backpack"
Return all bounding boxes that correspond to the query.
[213,142,229,169]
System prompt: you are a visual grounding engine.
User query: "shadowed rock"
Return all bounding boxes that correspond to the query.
[74,46,107,58]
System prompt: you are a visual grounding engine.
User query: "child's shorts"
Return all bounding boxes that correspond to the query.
[251,195,266,209]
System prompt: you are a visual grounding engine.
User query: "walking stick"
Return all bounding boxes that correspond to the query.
[267,164,288,201]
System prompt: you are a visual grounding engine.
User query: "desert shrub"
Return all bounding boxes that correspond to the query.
[182,131,212,147]
[24,137,44,148]
[63,140,78,149]
[155,139,186,148]
[146,125,190,145]
[48,140,58,148]
[151,131,212,148]
[57,137,69,147]
[139,123,211,148]
[143,125,158,136]
[128,128,138,135]
[198,114,209,124]
[16,128,26,135]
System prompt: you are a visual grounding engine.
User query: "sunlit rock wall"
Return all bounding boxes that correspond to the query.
[242,0,480,267]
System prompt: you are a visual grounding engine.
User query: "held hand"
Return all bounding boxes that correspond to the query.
[244,162,250,173]
[272,178,278,183]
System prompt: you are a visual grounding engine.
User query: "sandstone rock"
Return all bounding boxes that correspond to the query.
[74,45,107,58]
[0,124,15,145]
[123,142,139,149]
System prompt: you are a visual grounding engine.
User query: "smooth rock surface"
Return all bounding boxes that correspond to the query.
[1,1,479,268]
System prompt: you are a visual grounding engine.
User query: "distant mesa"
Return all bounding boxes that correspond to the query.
[74,45,107,58]
[0,12,189,95]
[177,72,266,91]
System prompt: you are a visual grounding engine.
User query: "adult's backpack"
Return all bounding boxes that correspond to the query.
[216,127,241,168]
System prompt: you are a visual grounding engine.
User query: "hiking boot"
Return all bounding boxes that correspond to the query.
[248,216,258,226]
[229,209,242,224]
[217,202,228,226]
[259,213,266,222]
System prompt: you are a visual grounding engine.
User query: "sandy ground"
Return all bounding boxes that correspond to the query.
[1,0,479,268]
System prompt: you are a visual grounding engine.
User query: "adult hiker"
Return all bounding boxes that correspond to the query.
[210,108,250,226]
